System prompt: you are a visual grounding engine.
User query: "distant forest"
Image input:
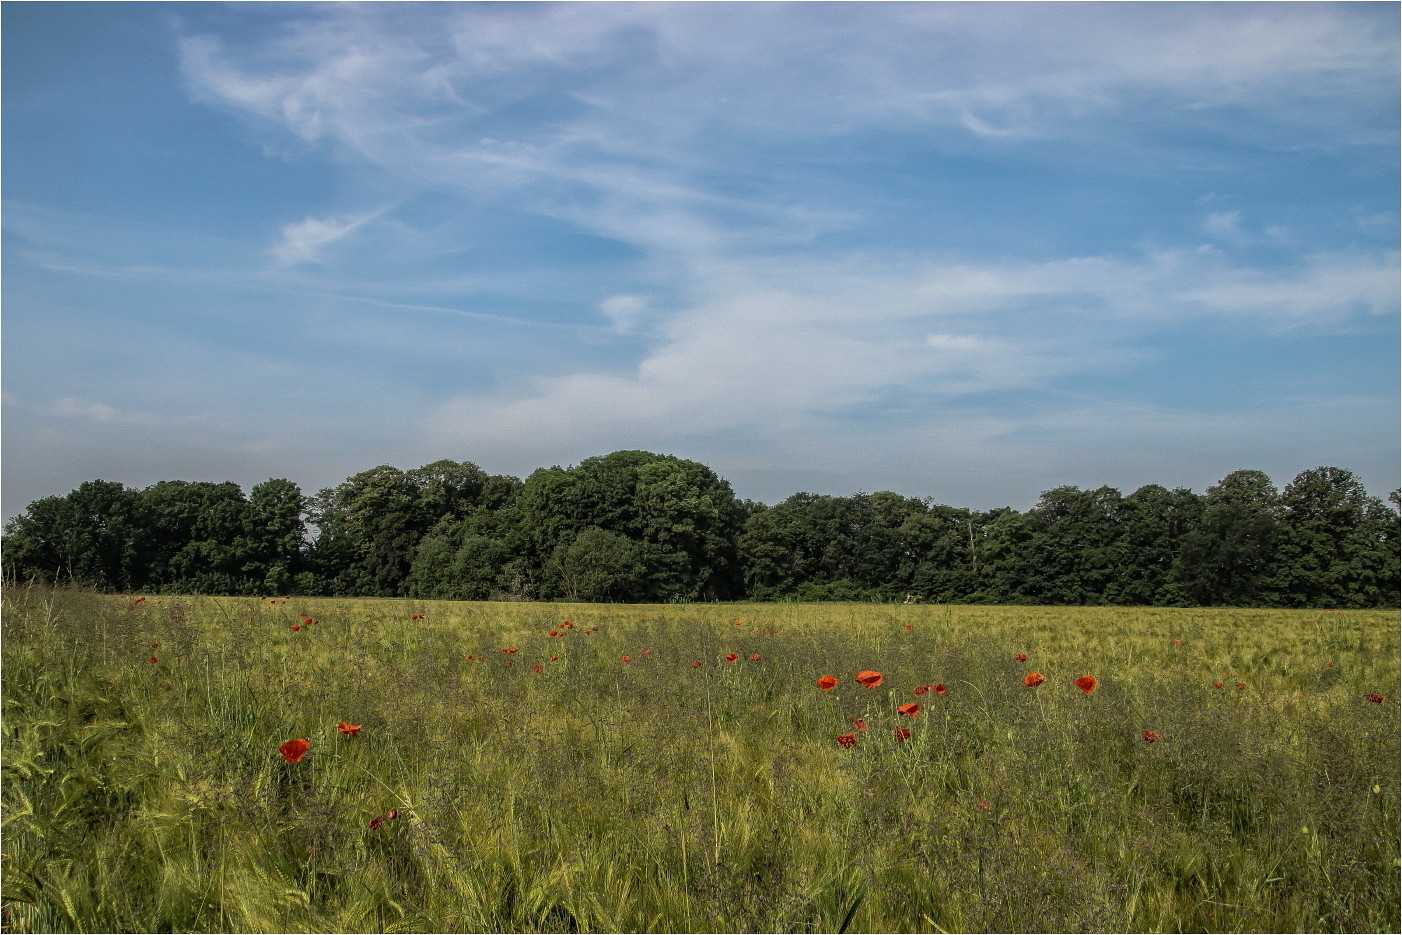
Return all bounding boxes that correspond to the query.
[3,451,1398,608]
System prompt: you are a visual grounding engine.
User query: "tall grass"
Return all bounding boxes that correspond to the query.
[2,585,1397,933]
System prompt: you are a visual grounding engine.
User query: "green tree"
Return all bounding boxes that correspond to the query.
[1270,466,1398,608]
[1174,470,1280,606]
[1105,484,1203,606]
[245,478,307,595]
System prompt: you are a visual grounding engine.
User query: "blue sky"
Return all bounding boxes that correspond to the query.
[4,1,1398,520]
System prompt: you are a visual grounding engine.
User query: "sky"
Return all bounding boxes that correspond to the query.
[3,1,1398,522]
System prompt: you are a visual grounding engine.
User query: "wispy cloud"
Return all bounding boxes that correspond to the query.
[271,207,391,266]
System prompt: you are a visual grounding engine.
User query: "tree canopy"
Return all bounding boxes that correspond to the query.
[4,454,1396,608]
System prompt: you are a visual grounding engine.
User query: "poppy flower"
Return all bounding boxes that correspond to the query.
[150,642,159,649]
[897,703,920,718]
[621,655,632,664]
[500,648,518,654]
[1326,663,1335,668]
[549,630,560,637]
[386,809,398,820]
[148,656,159,664]
[1024,672,1045,687]
[974,800,991,810]
[850,717,867,731]
[465,654,476,660]
[913,684,931,696]
[904,625,912,631]
[893,727,912,743]
[816,675,839,691]
[642,650,653,656]
[733,620,743,627]
[1143,731,1159,743]
[1172,639,1182,645]
[279,739,309,763]
[691,660,702,668]
[855,670,883,690]
[1213,681,1223,689]
[725,653,738,662]
[561,620,572,628]
[369,816,383,830]
[1367,693,1385,704]
[290,624,301,631]
[1074,675,1097,693]
[532,665,543,673]
[1015,653,1028,662]
[337,721,361,737]
[934,684,947,695]
[551,655,559,661]
[1236,682,1247,690]
[836,733,858,748]
[749,653,761,661]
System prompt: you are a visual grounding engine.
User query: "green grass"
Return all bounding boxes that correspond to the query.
[3,585,1397,933]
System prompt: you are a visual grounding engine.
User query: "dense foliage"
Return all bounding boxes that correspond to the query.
[3,452,1397,607]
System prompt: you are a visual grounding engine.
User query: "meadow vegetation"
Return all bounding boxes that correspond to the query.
[3,585,1398,933]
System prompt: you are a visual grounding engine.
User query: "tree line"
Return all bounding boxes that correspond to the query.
[3,450,1397,607]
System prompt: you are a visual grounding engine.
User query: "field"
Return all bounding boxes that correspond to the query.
[2,586,1397,933]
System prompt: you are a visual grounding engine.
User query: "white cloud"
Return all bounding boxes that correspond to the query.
[271,207,390,266]
[52,397,117,422]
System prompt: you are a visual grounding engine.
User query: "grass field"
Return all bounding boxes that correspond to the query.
[2,585,1398,933]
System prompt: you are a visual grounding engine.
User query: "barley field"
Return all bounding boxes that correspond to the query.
[2,585,1397,933]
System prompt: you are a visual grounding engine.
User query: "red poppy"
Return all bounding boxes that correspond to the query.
[621,655,632,664]
[836,733,858,748]
[561,620,572,628]
[691,660,702,668]
[150,642,159,649]
[500,648,518,654]
[893,727,911,742]
[337,721,361,737]
[1024,672,1045,687]
[134,596,146,603]
[1326,663,1335,668]
[148,656,159,664]
[386,809,398,820]
[749,653,761,661]
[816,675,839,691]
[851,717,867,731]
[465,654,476,660]
[934,684,947,695]
[855,670,883,690]
[279,738,309,763]
[913,684,931,696]
[904,625,912,631]
[369,816,383,830]
[1015,653,1028,662]
[290,624,301,631]
[1213,681,1223,689]
[532,664,543,673]
[1236,682,1247,690]
[733,620,743,627]
[1074,675,1097,693]
[1367,693,1385,704]
[897,703,920,718]
[725,653,738,662]
[643,650,653,656]
[1172,639,1182,645]
[550,655,559,661]
[1143,731,1159,743]
[974,800,991,810]
[549,630,560,637]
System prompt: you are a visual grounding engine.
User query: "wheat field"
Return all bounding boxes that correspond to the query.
[2,585,1397,933]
